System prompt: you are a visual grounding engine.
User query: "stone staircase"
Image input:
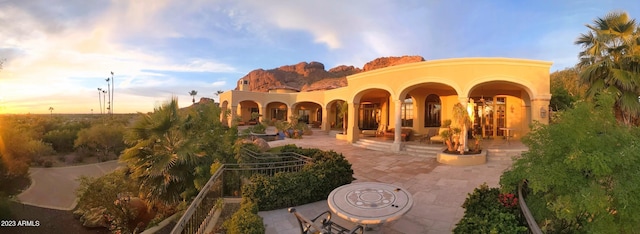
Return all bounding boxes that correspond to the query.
[352,139,444,158]
[352,138,394,152]
[353,138,527,161]
[404,143,444,158]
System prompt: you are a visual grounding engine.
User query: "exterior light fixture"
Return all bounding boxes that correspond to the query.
[540,107,547,119]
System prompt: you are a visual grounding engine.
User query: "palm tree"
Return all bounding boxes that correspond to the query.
[48,106,54,116]
[189,90,198,104]
[97,88,103,114]
[120,98,204,204]
[575,11,640,125]
[102,90,107,115]
[105,78,111,115]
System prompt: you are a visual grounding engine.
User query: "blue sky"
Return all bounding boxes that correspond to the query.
[1,0,639,114]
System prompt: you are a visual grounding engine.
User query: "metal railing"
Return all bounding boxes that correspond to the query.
[518,182,543,234]
[170,148,313,234]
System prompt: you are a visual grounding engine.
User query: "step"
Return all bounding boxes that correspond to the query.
[353,139,393,152]
[404,144,443,158]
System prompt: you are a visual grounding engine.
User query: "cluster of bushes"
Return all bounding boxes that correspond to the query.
[454,183,527,234]
[500,93,640,233]
[241,144,355,211]
[222,198,265,234]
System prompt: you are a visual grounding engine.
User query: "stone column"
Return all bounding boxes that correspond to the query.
[392,99,403,152]
[321,106,330,131]
[259,105,266,123]
[347,102,360,143]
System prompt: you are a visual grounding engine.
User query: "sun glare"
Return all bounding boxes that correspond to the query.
[0,119,5,158]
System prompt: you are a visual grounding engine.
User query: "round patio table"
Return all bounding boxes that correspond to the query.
[327,182,413,225]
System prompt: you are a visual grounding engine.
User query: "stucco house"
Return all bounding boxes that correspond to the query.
[218,57,552,152]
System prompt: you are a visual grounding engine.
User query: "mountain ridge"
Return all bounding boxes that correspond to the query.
[235,55,425,92]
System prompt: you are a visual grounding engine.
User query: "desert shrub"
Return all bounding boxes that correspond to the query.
[454,183,527,234]
[75,123,126,161]
[249,123,266,134]
[42,129,78,153]
[500,93,640,233]
[75,168,142,233]
[222,198,265,234]
[242,145,354,211]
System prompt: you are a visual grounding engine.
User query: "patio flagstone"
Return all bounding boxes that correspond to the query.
[260,130,519,233]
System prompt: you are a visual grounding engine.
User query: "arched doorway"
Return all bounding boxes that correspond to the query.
[469,81,533,138]
[265,102,288,121]
[424,94,441,128]
[354,88,391,131]
[239,100,260,125]
[292,101,322,125]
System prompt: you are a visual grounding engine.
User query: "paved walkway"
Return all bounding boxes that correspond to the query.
[17,160,121,210]
[259,131,519,234]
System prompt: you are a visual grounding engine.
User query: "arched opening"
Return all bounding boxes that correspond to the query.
[354,89,391,131]
[469,81,533,139]
[424,94,441,127]
[327,100,347,130]
[220,100,229,126]
[399,82,457,136]
[238,100,260,125]
[265,102,288,121]
[292,101,322,125]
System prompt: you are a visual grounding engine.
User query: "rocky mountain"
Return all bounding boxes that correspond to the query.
[235,55,425,92]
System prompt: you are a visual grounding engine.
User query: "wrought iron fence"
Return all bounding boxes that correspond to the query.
[170,148,312,234]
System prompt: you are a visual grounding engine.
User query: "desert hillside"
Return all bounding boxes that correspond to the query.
[235,55,425,92]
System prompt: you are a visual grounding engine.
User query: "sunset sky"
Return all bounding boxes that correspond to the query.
[1,0,639,114]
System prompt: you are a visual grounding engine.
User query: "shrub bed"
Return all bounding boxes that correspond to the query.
[454,183,527,234]
[241,144,355,211]
[222,198,265,234]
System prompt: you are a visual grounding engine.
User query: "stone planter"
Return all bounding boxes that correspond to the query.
[437,150,487,166]
[335,133,348,140]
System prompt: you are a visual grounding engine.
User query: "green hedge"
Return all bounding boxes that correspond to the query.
[223,198,265,234]
[242,145,355,211]
[454,183,527,234]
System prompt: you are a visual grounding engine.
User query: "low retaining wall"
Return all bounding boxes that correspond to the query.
[436,151,487,166]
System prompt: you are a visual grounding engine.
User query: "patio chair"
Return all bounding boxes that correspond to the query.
[288,207,364,234]
[429,128,447,144]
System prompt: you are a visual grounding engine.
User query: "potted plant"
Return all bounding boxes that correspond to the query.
[440,119,462,153]
[436,103,486,166]
[274,120,288,140]
[292,122,308,139]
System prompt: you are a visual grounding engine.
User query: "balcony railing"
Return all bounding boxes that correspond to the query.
[170,148,313,234]
[518,182,543,234]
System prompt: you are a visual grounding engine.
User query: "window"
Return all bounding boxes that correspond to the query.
[270,108,287,121]
[298,109,310,124]
[424,94,441,127]
[401,97,413,127]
